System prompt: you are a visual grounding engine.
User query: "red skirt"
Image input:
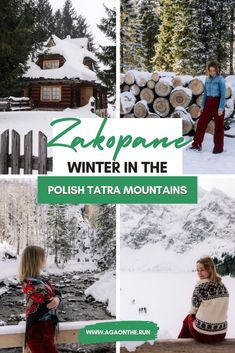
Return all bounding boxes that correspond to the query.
[27,320,59,353]
[178,314,226,343]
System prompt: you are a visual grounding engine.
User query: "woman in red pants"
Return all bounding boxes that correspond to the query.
[191,61,226,154]
[178,256,229,343]
[19,246,62,353]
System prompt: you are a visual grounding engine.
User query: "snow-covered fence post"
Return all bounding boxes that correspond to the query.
[0,129,9,174]
[38,131,48,174]
[0,130,52,174]
[12,130,20,174]
[24,131,33,174]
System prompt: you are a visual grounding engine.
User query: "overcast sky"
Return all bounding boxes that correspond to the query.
[199,177,235,198]
[49,0,116,46]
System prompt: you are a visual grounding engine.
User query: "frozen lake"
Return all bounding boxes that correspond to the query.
[120,271,235,350]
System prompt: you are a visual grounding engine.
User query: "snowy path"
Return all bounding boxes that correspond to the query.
[120,271,235,351]
[183,123,235,174]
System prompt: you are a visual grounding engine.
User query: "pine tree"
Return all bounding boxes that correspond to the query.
[46,205,69,266]
[96,5,116,97]
[92,204,116,270]
[211,0,233,72]
[139,0,160,71]
[75,15,96,51]
[152,0,178,71]
[60,0,77,38]
[121,0,144,71]
[0,0,36,97]
[32,0,54,49]
[52,0,97,57]
[52,9,63,37]
[170,0,202,75]
[153,0,234,75]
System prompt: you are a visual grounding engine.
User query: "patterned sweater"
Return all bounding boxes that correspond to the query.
[22,276,62,340]
[190,278,229,335]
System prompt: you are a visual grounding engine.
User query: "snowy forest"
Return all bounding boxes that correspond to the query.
[0,178,116,270]
[0,0,116,97]
[121,0,235,75]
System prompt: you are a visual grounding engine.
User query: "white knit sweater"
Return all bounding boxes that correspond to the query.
[190,278,229,335]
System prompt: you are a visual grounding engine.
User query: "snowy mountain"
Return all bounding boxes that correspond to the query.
[121,188,235,272]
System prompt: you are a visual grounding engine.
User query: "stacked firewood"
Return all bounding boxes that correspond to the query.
[120,70,234,135]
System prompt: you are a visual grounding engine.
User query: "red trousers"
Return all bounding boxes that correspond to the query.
[27,320,58,353]
[178,314,226,343]
[192,97,224,152]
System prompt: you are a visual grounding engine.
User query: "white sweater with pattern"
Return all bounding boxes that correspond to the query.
[190,278,229,335]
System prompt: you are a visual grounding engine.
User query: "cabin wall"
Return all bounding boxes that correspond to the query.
[26,81,108,111]
[28,82,72,109]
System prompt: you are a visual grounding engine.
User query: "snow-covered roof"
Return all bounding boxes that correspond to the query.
[24,35,97,81]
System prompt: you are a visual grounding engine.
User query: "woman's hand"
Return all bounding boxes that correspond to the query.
[218,110,223,116]
[47,296,60,309]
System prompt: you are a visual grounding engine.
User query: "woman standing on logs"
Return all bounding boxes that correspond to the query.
[178,256,229,343]
[191,61,226,153]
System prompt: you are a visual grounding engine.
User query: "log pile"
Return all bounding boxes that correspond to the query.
[120,70,235,135]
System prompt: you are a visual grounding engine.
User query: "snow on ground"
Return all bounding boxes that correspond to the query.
[85,271,116,316]
[0,241,16,261]
[121,240,235,273]
[183,123,235,174]
[108,102,116,118]
[0,255,97,294]
[45,257,97,275]
[120,271,235,351]
[0,254,98,284]
[0,100,108,157]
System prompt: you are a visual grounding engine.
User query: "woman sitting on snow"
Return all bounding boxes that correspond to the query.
[178,256,229,343]
[19,245,62,353]
[191,60,226,154]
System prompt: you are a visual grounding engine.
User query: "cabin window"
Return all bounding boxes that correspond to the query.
[41,86,61,101]
[43,60,60,69]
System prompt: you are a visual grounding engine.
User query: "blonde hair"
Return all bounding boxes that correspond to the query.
[19,246,45,281]
[197,256,222,284]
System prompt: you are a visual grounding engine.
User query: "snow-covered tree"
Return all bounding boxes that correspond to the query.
[91,204,116,270]
[139,0,160,71]
[0,180,116,271]
[32,0,55,49]
[52,9,63,36]
[46,204,70,265]
[96,5,116,97]
[152,0,178,71]
[153,0,235,74]
[60,0,77,38]
[121,0,144,71]
[0,0,36,96]
[52,0,97,57]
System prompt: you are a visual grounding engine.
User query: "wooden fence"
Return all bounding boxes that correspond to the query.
[0,97,32,112]
[120,338,235,353]
[0,320,113,352]
[0,130,52,174]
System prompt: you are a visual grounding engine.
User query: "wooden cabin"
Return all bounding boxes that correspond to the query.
[23,35,107,114]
